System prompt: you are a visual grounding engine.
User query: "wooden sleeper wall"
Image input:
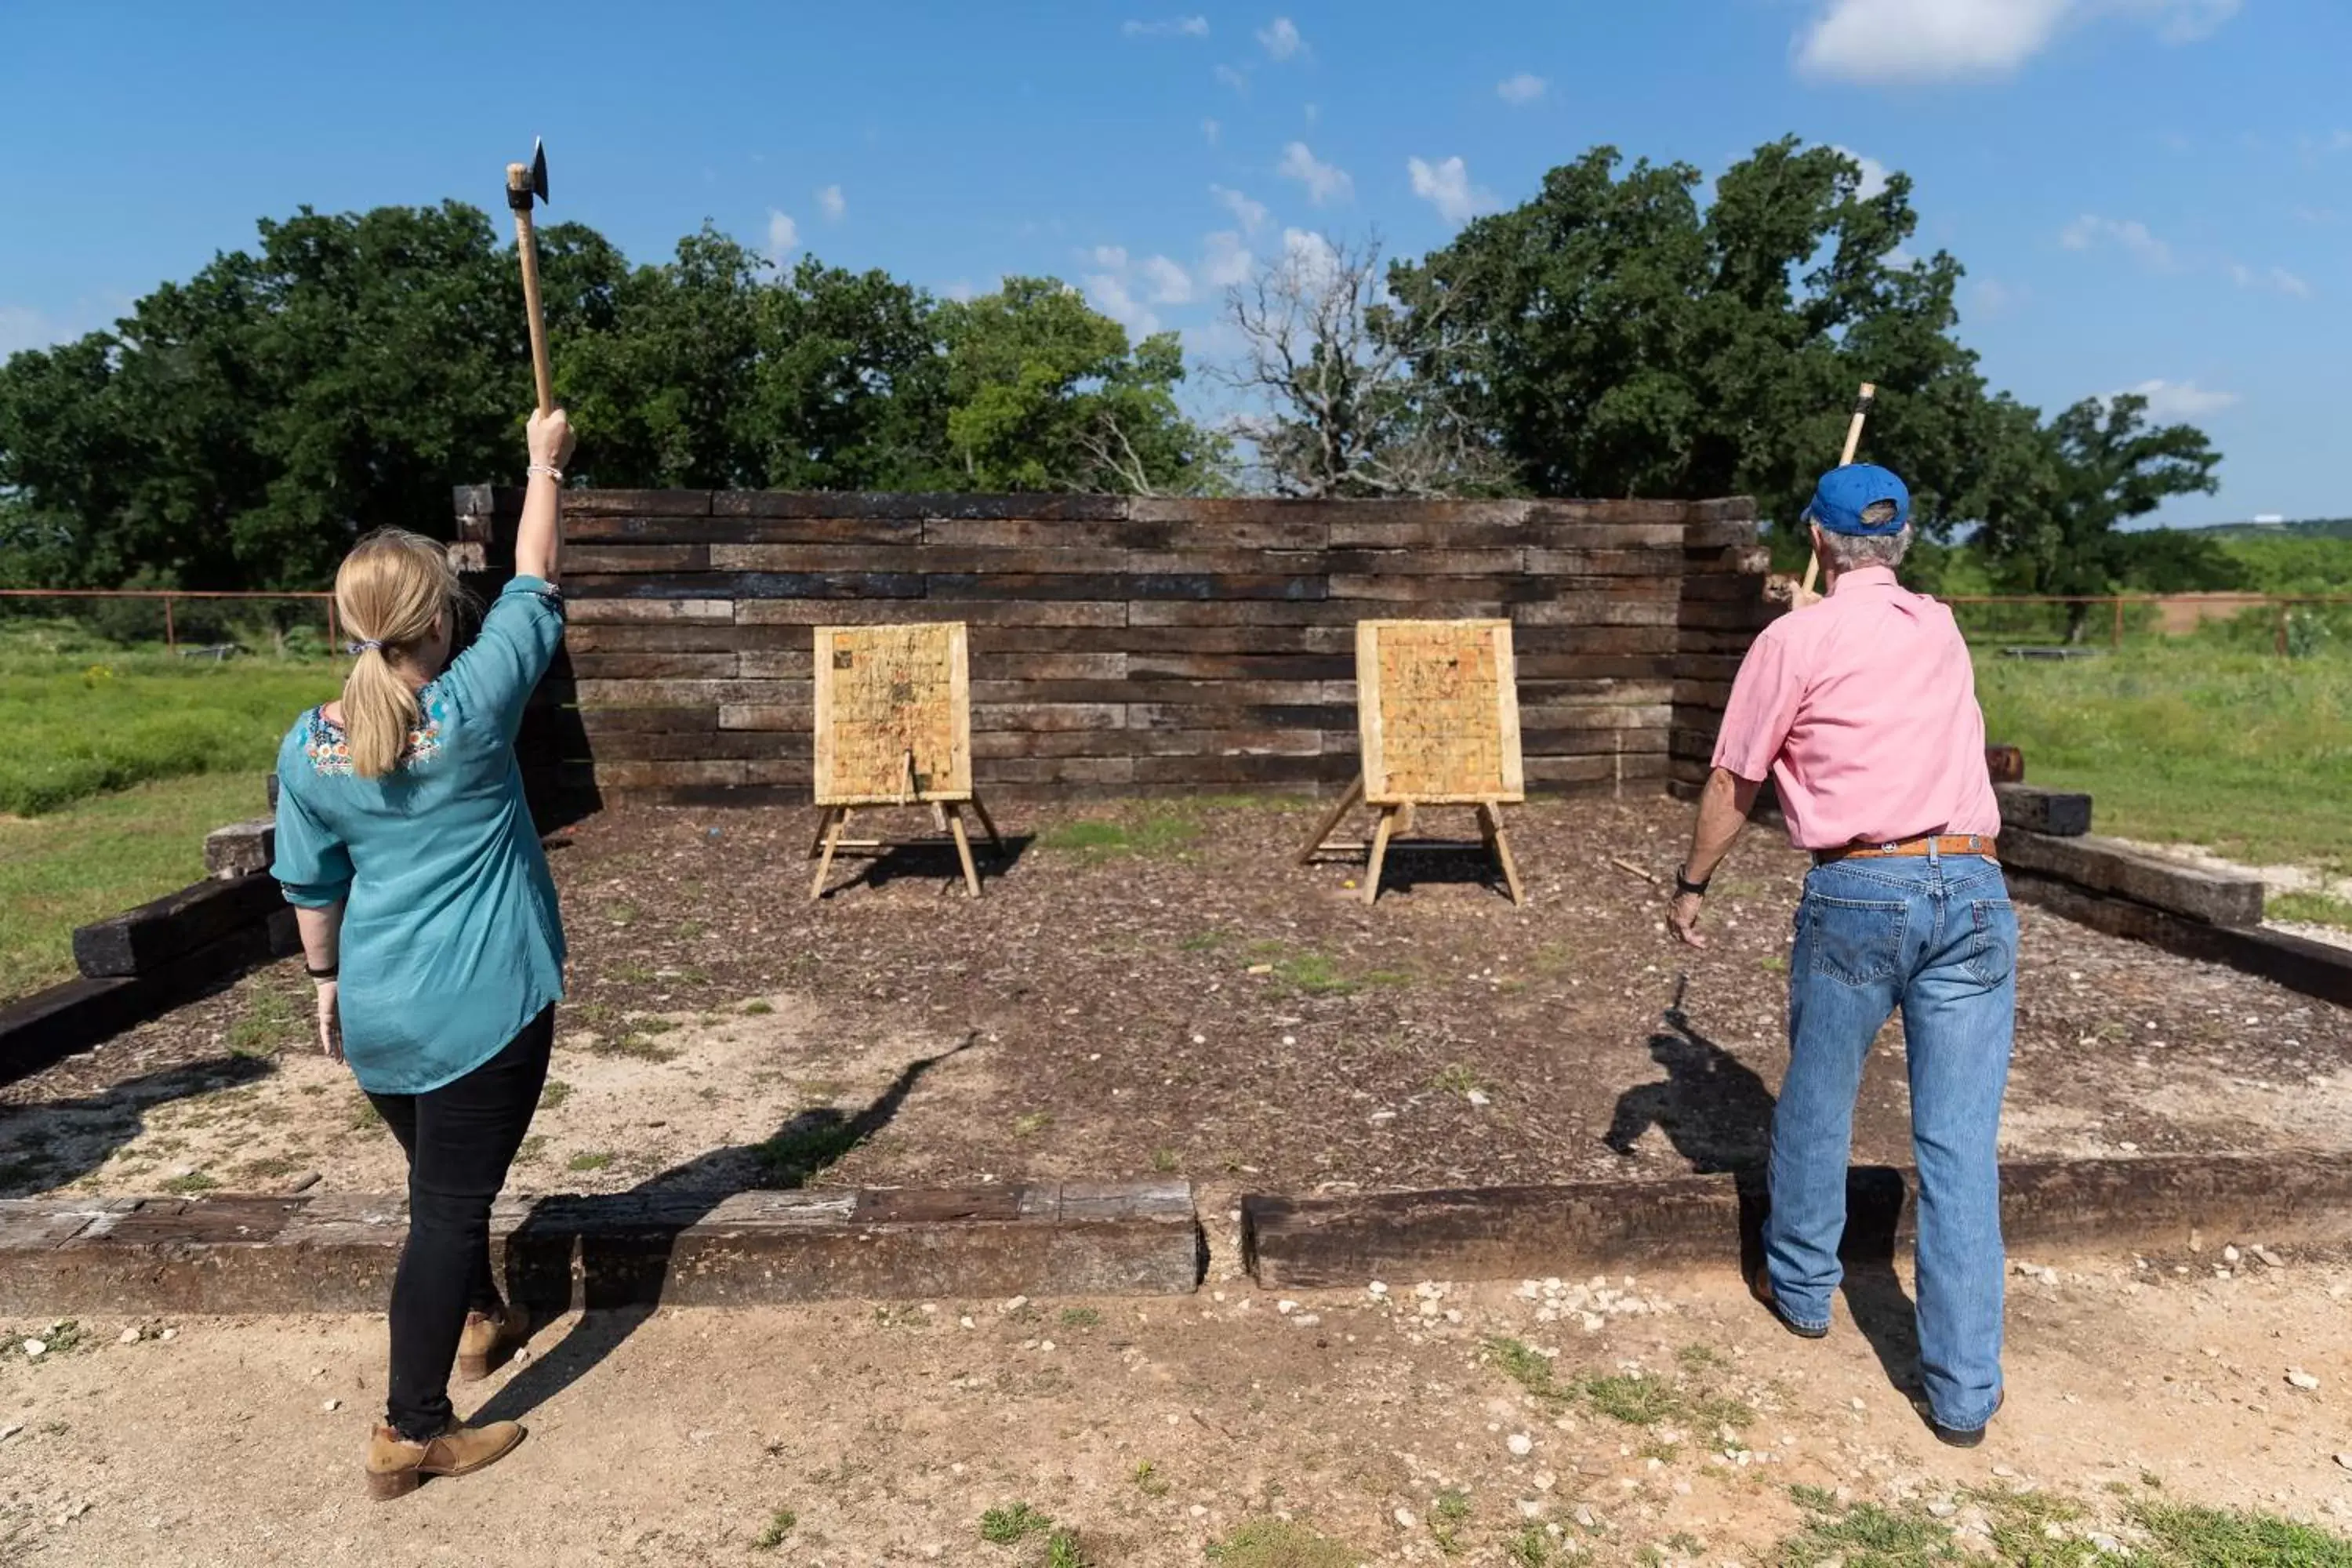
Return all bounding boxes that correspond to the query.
[452,488,1770,804]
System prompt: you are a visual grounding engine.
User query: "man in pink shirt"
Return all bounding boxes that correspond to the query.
[1668,463,2017,1448]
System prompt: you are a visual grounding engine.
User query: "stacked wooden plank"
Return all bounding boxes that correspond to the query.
[455,488,1768,804]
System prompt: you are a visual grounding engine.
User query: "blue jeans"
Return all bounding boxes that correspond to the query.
[1763,851,2017,1432]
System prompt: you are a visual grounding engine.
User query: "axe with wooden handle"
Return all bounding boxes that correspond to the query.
[1797,382,1876,599]
[505,139,554,416]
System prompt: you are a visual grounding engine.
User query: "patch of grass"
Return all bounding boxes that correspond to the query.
[1774,1490,1961,1565]
[226,989,302,1058]
[752,1507,797,1550]
[1011,1111,1054,1138]
[1484,1336,1566,1401]
[565,1151,612,1173]
[741,999,776,1015]
[979,1501,1054,1544]
[606,900,639,927]
[611,963,657,985]
[348,1094,383,1131]
[1038,811,1200,860]
[1131,1461,1171,1499]
[590,1032,680,1063]
[538,1080,572,1111]
[756,1118,865,1186]
[633,1016,679,1036]
[2130,1498,2352,1564]
[1207,1516,1361,1566]
[1150,1147,1181,1174]
[1429,1488,1472,1555]
[514,1134,549,1165]
[1976,643,2352,871]
[2270,890,2352,929]
[1058,1308,1101,1330]
[0,643,336,818]
[0,771,277,1002]
[1504,1524,1555,1566]
[1179,929,1232,952]
[0,1318,86,1361]
[1577,1373,1681,1426]
[1483,1336,1753,1432]
[1044,1529,1094,1568]
[160,1171,220,1194]
[233,1155,301,1182]
[1432,1063,1487,1097]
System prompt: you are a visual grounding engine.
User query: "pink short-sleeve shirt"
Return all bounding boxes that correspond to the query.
[1711,565,1999,852]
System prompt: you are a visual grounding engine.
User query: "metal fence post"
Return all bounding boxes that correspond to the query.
[163,594,176,654]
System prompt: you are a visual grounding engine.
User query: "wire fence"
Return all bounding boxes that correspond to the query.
[1940,593,2352,656]
[0,590,339,658]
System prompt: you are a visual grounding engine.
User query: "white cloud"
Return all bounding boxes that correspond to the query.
[766,209,800,264]
[1279,228,1342,293]
[1142,255,1195,305]
[2060,214,2173,268]
[2230,263,2313,299]
[1211,183,1270,234]
[1277,141,1353,205]
[1091,244,1131,270]
[1202,231,1256,288]
[1123,15,1209,36]
[816,183,846,222]
[1497,72,1548,105]
[1831,144,1892,199]
[1214,63,1250,93]
[1795,0,2242,84]
[1258,16,1305,60]
[1406,154,1499,225]
[1083,272,1159,336]
[1969,278,2027,318]
[2116,378,2239,419]
[1202,117,1221,144]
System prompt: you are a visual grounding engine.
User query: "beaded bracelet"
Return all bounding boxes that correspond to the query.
[527,463,564,483]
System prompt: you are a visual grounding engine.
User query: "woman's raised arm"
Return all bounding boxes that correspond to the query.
[515,408,576,586]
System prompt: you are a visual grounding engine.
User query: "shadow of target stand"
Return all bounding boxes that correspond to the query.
[808,622,1004,900]
[1299,619,1527,907]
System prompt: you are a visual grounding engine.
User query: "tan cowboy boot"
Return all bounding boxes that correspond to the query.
[364,1418,525,1500]
[456,1303,530,1381]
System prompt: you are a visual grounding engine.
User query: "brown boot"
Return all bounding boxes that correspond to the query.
[364,1418,525,1501]
[456,1304,530,1382]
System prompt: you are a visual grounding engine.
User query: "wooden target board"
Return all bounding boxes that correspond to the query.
[812,622,972,806]
[1299,619,1526,906]
[1357,619,1524,806]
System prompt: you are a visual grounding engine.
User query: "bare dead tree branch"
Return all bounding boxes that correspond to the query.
[1213,233,1515,499]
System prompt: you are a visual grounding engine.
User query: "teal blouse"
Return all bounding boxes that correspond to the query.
[271,575,568,1096]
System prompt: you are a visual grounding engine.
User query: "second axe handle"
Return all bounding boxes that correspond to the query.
[1798,382,1877,598]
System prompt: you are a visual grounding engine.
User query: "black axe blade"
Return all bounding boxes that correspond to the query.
[529,138,550,205]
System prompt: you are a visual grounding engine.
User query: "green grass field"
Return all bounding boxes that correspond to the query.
[1976,644,2352,875]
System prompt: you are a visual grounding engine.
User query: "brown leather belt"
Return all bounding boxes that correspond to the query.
[1812,833,1998,866]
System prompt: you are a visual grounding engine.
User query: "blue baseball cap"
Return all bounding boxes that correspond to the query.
[1803,463,1911,536]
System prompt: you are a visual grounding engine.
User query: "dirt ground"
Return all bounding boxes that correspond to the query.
[5,1240,2350,1566]
[4,795,2347,1203]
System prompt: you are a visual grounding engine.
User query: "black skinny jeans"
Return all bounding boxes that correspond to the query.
[366,1007,554,1440]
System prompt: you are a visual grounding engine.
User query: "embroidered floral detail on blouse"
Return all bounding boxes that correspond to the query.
[306,689,447,777]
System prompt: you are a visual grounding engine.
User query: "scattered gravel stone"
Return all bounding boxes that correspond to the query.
[117,1327,141,1345]
[2287,1369,2321,1392]
[1508,1433,1534,1457]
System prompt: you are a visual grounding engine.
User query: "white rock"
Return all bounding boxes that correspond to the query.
[1443,1309,1462,1324]
[1291,1313,1321,1327]
[1037,1340,1056,1353]
[1394,1507,1418,1530]
[321,1399,339,1412]
[1369,1282,1389,1297]
[1004,1297,1029,1312]
[118,1327,141,1345]
[1928,1501,1958,1519]
[2335,1453,2352,1472]
[1189,1504,1208,1519]
[1466,1089,1493,1108]
[2253,1246,2285,1269]
[22,1340,45,1358]
[0,1424,21,1442]
[1277,1299,1298,1315]
[1508,1432,1534,1456]
[960,1316,976,1330]
[1519,1499,1542,1519]
[2287,1369,2321,1392]
[1574,1505,1597,1528]
[2223,1246,2242,1265]
[160,1328,176,1341]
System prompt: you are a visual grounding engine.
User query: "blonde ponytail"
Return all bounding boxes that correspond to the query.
[335,530,460,779]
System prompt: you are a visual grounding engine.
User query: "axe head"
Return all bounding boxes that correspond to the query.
[507,140,550,212]
[529,138,550,205]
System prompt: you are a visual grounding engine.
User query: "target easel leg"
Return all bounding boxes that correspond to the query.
[970,795,1006,855]
[811,808,850,902]
[1298,774,1366,865]
[945,804,983,898]
[1362,806,1399,906]
[1478,801,1526,907]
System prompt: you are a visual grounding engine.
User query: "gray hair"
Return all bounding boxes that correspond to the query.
[1815,501,1913,572]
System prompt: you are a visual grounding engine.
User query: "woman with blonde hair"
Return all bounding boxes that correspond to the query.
[272,408,575,1499]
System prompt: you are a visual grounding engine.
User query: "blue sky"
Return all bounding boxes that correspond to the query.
[2,0,2344,524]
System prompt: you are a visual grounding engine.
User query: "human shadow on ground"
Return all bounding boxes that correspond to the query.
[0,1054,275,1197]
[466,1033,974,1428]
[1608,985,1925,1410]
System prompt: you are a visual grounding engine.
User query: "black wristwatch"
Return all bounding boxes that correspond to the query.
[306,962,339,982]
[1673,866,1711,898]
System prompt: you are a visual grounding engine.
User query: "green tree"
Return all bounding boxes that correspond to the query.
[940,278,1225,494]
[1974,392,2223,637]
[1387,138,2018,554]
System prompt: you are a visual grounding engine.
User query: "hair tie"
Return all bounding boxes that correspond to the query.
[348,639,385,656]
